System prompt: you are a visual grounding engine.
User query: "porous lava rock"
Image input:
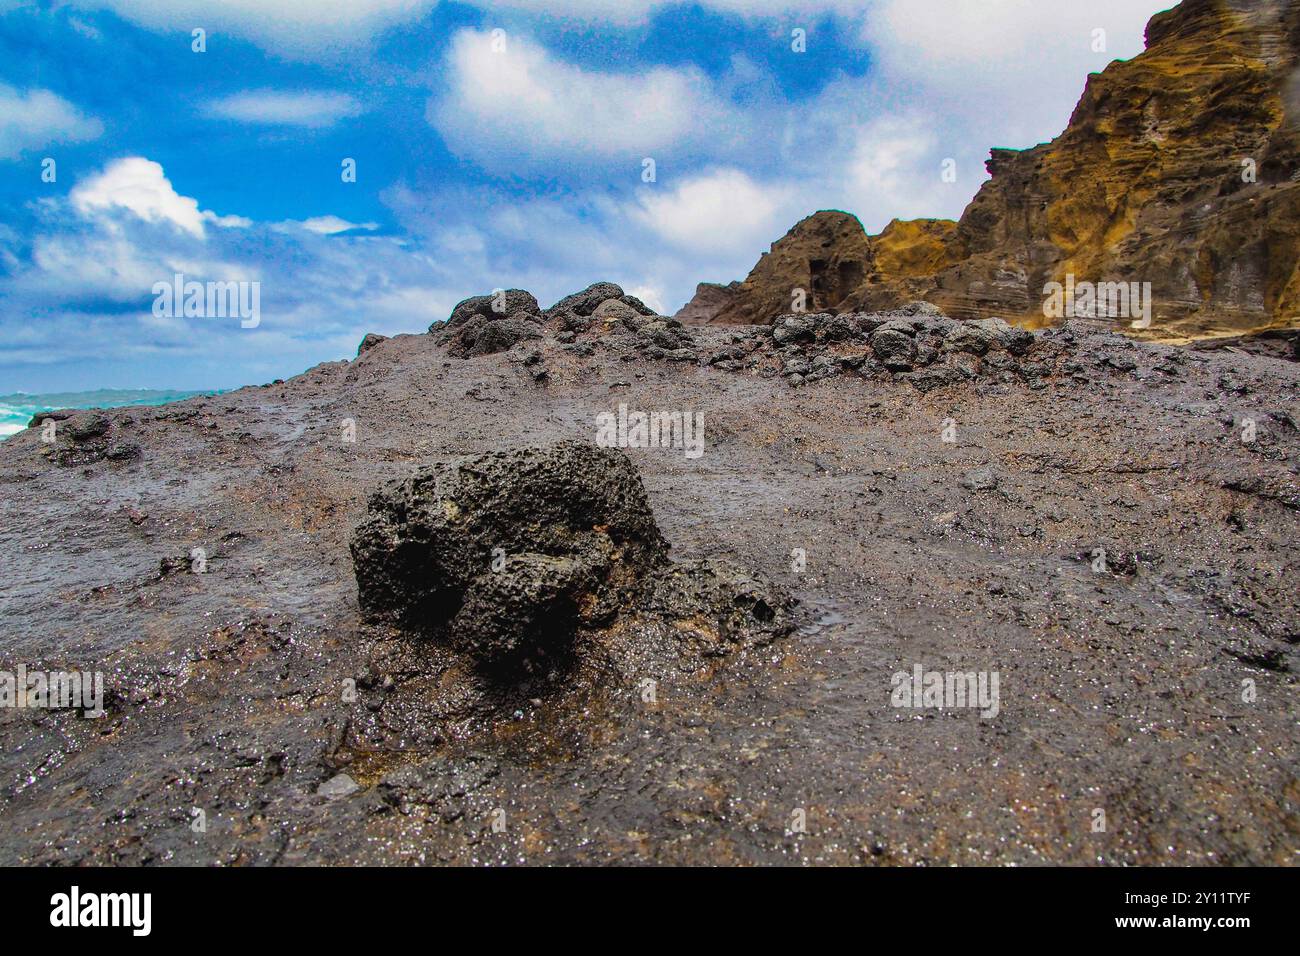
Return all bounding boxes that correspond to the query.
[351,439,793,671]
[429,289,544,357]
[351,439,666,662]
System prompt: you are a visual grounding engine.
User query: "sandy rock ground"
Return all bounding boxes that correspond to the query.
[0,317,1296,865]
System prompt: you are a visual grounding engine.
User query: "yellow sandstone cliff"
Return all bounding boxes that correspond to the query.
[686,0,1300,339]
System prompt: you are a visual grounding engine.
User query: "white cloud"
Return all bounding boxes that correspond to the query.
[205,212,254,229]
[69,0,441,57]
[0,84,102,160]
[783,91,972,229]
[632,168,793,257]
[67,157,256,242]
[4,168,463,387]
[205,90,364,128]
[430,29,742,170]
[26,228,254,303]
[625,285,666,314]
[865,0,1169,146]
[68,1,865,53]
[462,0,864,26]
[298,216,380,235]
[268,215,381,235]
[71,157,210,238]
[21,158,258,304]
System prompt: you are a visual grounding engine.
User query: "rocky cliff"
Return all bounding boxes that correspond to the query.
[681,0,1300,339]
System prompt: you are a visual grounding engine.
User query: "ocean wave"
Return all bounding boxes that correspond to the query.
[0,389,218,441]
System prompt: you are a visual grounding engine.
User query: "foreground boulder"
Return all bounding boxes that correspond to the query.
[351,440,666,663]
[350,440,793,670]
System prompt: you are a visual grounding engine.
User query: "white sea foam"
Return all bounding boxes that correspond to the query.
[0,390,218,441]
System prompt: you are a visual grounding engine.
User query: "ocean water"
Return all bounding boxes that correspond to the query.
[0,389,218,440]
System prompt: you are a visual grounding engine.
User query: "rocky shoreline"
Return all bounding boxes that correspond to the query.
[0,283,1296,865]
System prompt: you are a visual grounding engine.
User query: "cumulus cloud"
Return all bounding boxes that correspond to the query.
[0,84,102,160]
[66,0,866,53]
[71,158,209,238]
[463,0,865,26]
[67,157,255,239]
[27,231,251,303]
[631,169,794,258]
[205,91,364,128]
[2,156,468,388]
[429,29,745,171]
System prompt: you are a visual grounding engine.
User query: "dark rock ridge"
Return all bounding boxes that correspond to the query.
[430,282,665,359]
[429,289,545,358]
[351,439,793,672]
[677,0,1300,340]
[434,281,700,364]
[734,305,1042,393]
[423,281,1271,396]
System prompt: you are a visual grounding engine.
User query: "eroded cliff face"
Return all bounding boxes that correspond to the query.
[682,0,1300,339]
[700,211,874,325]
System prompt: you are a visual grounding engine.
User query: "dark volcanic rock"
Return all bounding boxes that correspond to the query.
[357,333,388,355]
[707,304,1081,391]
[430,289,544,358]
[546,282,626,317]
[593,298,645,329]
[871,328,917,370]
[350,439,792,672]
[34,411,140,467]
[27,408,77,428]
[546,282,656,320]
[645,562,795,658]
[442,289,541,329]
[65,413,111,441]
[465,317,542,357]
[944,317,1032,357]
[351,439,667,659]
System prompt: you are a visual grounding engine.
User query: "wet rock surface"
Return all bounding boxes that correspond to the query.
[351,438,793,720]
[1,285,1297,865]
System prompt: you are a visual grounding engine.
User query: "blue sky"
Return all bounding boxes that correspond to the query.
[0,0,1171,392]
